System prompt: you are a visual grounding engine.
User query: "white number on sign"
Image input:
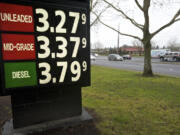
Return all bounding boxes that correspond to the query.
[70,37,80,58]
[55,10,67,33]
[39,62,51,84]
[81,13,86,24]
[36,8,49,32]
[56,37,67,58]
[82,37,87,48]
[69,12,80,33]
[57,62,67,83]
[38,36,50,58]
[71,61,81,82]
[82,61,87,71]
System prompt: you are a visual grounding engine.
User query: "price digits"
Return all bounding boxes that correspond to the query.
[38,61,87,84]
[37,36,87,59]
[35,8,87,33]
[37,35,88,84]
[35,8,88,85]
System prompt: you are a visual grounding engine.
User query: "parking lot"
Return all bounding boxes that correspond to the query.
[92,56,180,77]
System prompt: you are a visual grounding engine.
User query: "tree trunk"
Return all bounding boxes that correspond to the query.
[143,40,153,76]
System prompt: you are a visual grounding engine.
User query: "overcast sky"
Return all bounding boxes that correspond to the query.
[91,0,180,48]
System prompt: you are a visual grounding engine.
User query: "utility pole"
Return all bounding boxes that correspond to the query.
[117,24,120,54]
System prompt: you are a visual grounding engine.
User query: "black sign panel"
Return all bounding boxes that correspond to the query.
[0,0,90,95]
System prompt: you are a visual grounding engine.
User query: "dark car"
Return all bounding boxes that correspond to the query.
[123,54,131,60]
[108,54,123,61]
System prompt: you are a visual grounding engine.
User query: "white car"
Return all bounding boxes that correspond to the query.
[91,54,96,61]
[162,52,180,62]
[94,53,99,57]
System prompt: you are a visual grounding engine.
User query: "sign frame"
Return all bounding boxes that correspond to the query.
[0,0,90,96]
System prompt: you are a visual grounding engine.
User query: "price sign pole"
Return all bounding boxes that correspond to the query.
[0,0,91,134]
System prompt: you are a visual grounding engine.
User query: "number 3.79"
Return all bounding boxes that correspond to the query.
[35,8,86,33]
[39,61,87,84]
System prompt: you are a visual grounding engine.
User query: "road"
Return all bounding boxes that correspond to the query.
[92,56,180,77]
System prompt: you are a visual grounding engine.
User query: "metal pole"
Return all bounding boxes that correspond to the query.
[117,24,120,54]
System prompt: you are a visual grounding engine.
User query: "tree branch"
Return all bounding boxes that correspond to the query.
[103,0,144,31]
[90,0,99,11]
[134,0,143,11]
[92,0,99,10]
[90,5,110,27]
[92,11,142,41]
[175,18,180,22]
[151,9,180,39]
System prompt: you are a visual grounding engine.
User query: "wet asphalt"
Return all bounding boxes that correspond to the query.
[91,56,180,78]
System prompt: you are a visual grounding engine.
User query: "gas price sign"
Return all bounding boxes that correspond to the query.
[0,1,90,93]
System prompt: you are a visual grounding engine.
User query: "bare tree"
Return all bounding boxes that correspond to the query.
[90,0,99,26]
[90,0,110,27]
[132,39,144,56]
[167,38,180,51]
[93,41,104,50]
[151,40,158,49]
[92,0,180,76]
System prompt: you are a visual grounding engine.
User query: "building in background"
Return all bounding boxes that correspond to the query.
[120,45,144,56]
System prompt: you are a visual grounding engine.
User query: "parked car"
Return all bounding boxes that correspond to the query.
[91,54,96,61]
[91,53,99,57]
[160,52,180,62]
[151,49,170,58]
[108,54,123,61]
[94,53,99,57]
[123,54,131,60]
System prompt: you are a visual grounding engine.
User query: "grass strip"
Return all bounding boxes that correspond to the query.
[82,65,180,135]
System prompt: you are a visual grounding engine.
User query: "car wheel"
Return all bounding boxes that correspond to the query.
[173,57,177,62]
[160,57,164,62]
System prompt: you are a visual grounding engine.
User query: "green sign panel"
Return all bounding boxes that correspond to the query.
[4,62,37,88]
